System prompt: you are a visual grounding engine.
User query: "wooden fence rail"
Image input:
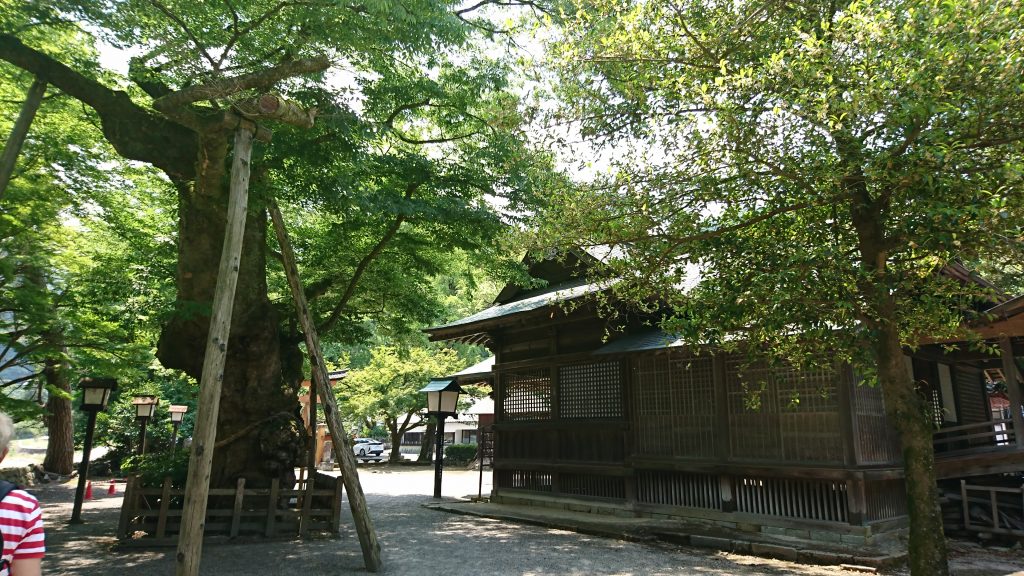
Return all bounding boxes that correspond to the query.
[933,419,1016,452]
[117,475,344,546]
[960,480,1024,537]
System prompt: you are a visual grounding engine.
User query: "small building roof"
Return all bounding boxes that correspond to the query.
[452,356,495,377]
[426,279,613,344]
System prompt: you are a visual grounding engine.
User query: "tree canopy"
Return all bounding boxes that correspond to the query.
[0,0,551,487]
[530,1,1024,574]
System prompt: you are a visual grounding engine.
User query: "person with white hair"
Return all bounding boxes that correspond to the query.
[0,413,43,575]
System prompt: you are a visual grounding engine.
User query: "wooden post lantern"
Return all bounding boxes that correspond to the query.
[132,395,159,456]
[71,376,117,524]
[420,378,463,498]
[421,378,462,417]
[132,395,160,420]
[80,377,116,412]
[169,404,189,424]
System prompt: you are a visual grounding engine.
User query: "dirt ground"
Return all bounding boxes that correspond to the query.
[27,463,1024,576]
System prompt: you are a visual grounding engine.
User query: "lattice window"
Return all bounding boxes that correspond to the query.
[636,471,721,510]
[503,369,552,421]
[930,389,943,428]
[726,358,782,460]
[775,363,842,462]
[853,380,902,464]
[735,476,849,523]
[559,361,623,419]
[633,353,716,458]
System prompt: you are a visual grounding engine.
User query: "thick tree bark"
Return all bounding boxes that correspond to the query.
[876,324,948,576]
[41,329,73,475]
[157,133,303,488]
[848,172,949,576]
[388,425,403,463]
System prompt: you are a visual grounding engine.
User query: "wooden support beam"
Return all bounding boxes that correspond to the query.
[998,337,1024,448]
[0,78,46,201]
[269,199,382,572]
[175,123,255,576]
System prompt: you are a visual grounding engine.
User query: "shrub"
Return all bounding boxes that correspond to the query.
[121,450,190,488]
[443,443,477,465]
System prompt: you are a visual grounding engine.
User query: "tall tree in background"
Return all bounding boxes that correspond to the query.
[1,1,548,486]
[0,23,166,473]
[341,346,466,462]
[535,1,1024,573]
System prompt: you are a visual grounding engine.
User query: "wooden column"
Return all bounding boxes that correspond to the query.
[837,363,859,466]
[299,370,317,536]
[269,199,382,572]
[999,337,1024,448]
[712,353,736,512]
[0,78,46,200]
[175,124,255,576]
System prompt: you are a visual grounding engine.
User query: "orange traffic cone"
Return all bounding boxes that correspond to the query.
[84,481,93,499]
[108,482,116,495]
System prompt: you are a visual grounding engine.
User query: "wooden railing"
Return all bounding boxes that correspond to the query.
[960,480,1024,537]
[932,419,1016,454]
[117,475,344,546]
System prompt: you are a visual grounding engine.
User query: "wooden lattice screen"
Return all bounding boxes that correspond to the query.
[864,479,908,522]
[775,363,843,462]
[726,358,783,460]
[559,361,623,419]
[503,368,552,421]
[726,356,843,462]
[636,471,721,511]
[633,353,716,458]
[735,476,849,523]
[852,379,902,465]
[495,469,552,492]
[559,473,626,500]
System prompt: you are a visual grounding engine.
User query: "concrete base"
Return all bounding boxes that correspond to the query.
[433,490,909,569]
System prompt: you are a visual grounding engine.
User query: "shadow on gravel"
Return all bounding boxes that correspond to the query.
[31,470,1024,576]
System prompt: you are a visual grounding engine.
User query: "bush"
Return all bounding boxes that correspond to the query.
[443,443,477,466]
[121,450,190,488]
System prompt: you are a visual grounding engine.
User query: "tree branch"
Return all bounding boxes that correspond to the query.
[152,55,330,112]
[0,33,197,179]
[313,180,423,333]
[148,0,219,71]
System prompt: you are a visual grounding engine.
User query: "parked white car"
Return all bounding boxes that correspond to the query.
[352,438,385,461]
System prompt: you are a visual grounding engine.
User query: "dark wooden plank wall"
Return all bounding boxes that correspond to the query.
[954,366,989,426]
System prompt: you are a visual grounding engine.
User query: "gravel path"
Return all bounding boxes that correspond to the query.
[30,465,1024,576]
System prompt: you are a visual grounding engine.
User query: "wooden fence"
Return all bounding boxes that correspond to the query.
[960,480,1024,537]
[117,475,345,546]
[934,419,1016,454]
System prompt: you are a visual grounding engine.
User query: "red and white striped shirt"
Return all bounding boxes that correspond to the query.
[0,489,44,575]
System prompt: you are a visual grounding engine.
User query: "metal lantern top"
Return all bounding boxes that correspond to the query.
[132,395,160,419]
[79,377,117,411]
[419,378,463,416]
[168,404,189,423]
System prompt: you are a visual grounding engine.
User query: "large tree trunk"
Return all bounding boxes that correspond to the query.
[388,425,403,464]
[157,132,303,489]
[41,330,73,475]
[876,323,949,576]
[417,420,436,463]
[848,174,949,576]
